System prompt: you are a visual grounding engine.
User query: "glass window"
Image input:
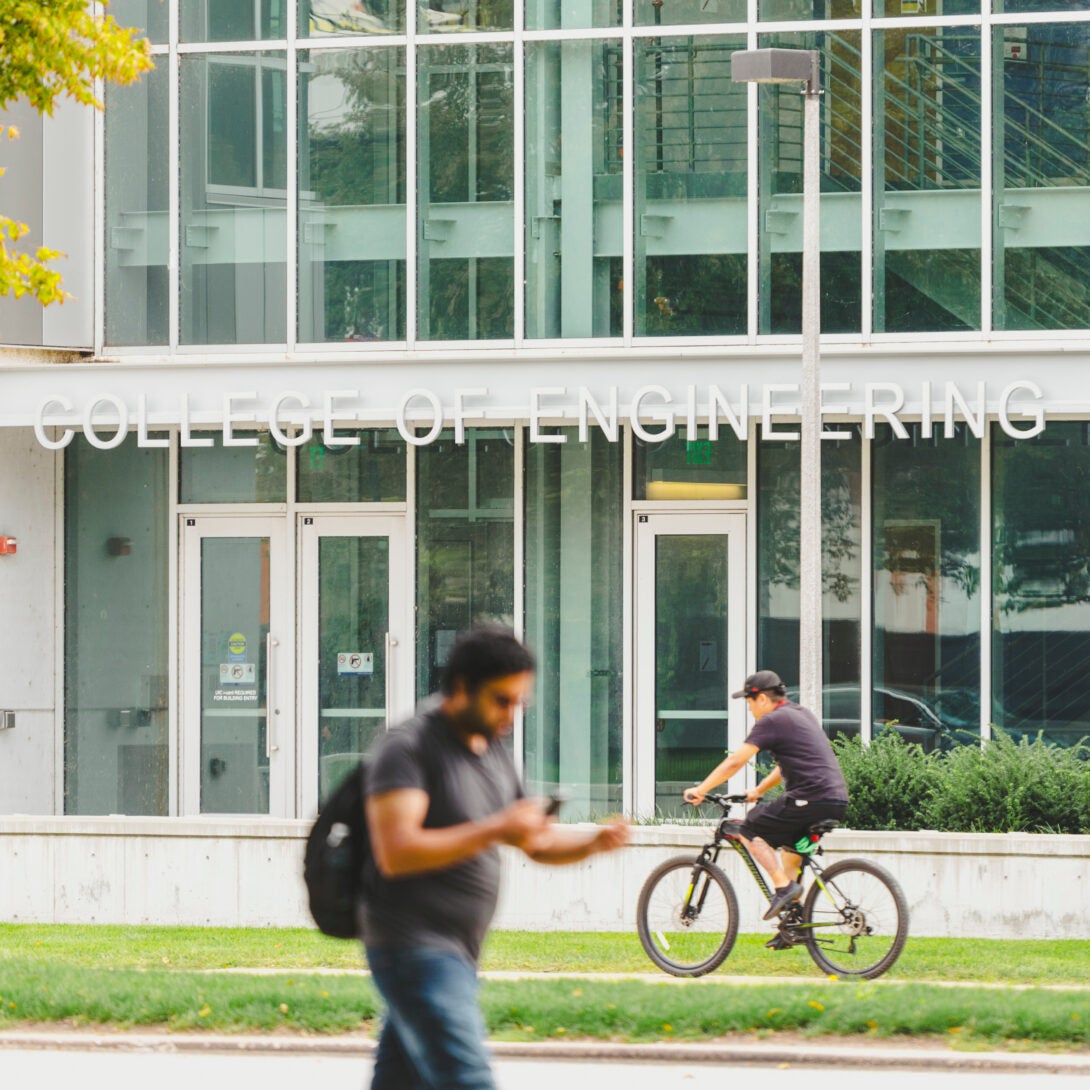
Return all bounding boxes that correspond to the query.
[105,63,169,347]
[416,429,515,699]
[299,47,406,344]
[65,437,169,815]
[525,430,623,820]
[181,52,288,345]
[757,32,862,334]
[180,432,289,503]
[994,23,1090,331]
[111,0,168,43]
[633,427,747,500]
[879,0,977,16]
[993,422,1090,747]
[301,0,404,35]
[995,0,1090,11]
[526,0,622,30]
[757,427,863,738]
[635,36,747,337]
[418,45,514,341]
[419,0,512,32]
[874,28,982,333]
[760,0,859,21]
[635,0,745,26]
[182,0,289,41]
[525,40,622,339]
[297,429,407,502]
[873,424,980,752]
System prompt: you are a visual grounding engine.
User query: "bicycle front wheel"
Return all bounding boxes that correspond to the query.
[801,858,909,979]
[636,856,739,977]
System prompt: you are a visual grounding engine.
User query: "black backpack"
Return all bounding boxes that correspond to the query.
[303,761,371,939]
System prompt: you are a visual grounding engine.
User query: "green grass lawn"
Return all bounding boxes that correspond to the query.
[3,924,1090,985]
[2,925,1089,1047]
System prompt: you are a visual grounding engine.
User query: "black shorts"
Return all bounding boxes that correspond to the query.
[737,796,848,850]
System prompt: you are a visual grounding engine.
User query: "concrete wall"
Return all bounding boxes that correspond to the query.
[0,820,1085,939]
[0,429,58,814]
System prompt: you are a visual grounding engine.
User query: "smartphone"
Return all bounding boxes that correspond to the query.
[544,791,569,817]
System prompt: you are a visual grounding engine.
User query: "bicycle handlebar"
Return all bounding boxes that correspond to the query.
[686,791,748,809]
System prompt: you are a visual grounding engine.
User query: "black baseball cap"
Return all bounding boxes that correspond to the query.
[732,670,785,699]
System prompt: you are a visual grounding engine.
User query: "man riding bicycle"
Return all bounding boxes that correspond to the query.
[683,669,849,948]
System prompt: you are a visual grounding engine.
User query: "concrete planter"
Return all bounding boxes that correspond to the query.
[0,818,1084,939]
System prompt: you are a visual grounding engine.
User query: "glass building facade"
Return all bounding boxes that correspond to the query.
[101,4,1090,347]
[4,0,1090,827]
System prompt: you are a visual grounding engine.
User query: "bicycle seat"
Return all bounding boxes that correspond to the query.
[808,819,839,837]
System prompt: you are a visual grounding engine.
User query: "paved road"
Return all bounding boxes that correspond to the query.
[2,1047,1087,1089]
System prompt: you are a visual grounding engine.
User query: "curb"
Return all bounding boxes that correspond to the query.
[1,1031,1089,1073]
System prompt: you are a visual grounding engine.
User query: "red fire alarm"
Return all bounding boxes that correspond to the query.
[0,537,17,555]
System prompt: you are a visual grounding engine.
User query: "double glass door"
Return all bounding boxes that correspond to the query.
[634,512,747,819]
[181,513,409,816]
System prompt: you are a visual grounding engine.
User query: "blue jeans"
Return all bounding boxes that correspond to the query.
[365,945,496,1090]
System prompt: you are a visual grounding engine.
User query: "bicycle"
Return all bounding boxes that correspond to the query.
[636,793,909,980]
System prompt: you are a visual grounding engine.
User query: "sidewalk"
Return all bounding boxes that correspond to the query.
[1,1027,1089,1074]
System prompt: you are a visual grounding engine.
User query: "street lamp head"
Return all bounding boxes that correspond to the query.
[731,48,820,92]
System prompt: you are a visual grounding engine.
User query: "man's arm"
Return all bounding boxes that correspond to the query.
[746,763,782,802]
[523,818,630,865]
[682,742,759,805]
[367,788,547,878]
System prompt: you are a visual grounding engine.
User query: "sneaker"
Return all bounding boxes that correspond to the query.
[762,880,803,920]
[764,932,794,951]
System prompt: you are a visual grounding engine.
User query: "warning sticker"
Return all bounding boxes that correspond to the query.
[337,652,374,676]
[227,632,248,662]
[220,662,256,685]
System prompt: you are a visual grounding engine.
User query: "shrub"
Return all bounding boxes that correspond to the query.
[833,730,942,831]
[920,730,1090,834]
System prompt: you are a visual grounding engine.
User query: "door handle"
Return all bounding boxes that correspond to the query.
[266,633,280,758]
[384,632,398,727]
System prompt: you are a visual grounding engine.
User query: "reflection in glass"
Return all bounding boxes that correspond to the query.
[298,429,407,502]
[318,536,390,805]
[65,437,169,815]
[881,0,977,16]
[299,48,406,344]
[200,538,271,814]
[874,29,982,332]
[635,36,747,336]
[757,32,862,334]
[180,432,288,503]
[111,0,168,43]
[633,428,747,501]
[181,0,289,41]
[418,45,514,341]
[994,24,1090,330]
[757,429,862,739]
[759,0,858,21]
[655,536,729,818]
[993,423,1090,747]
[525,430,623,821]
[525,41,622,338]
[416,429,514,699]
[526,0,622,30]
[419,0,512,32]
[636,0,745,26]
[181,52,288,345]
[873,425,980,751]
[105,63,169,346]
[301,0,404,35]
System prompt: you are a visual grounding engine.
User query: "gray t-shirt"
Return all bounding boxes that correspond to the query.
[744,701,849,802]
[359,703,523,964]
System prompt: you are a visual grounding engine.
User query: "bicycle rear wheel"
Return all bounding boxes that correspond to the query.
[801,858,908,979]
[636,856,739,977]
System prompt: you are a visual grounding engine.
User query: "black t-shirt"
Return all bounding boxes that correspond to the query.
[744,701,848,802]
[359,702,523,964]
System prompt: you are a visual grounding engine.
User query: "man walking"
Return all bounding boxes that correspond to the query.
[684,669,848,943]
[362,624,629,1090]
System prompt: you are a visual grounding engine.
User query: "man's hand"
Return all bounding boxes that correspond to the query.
[683,786,707,805]
[494,797,550,849]
[592,817,630,854]
[745,787,762,803]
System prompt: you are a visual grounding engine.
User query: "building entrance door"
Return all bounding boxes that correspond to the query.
[634,512,747,819]
[298,514,411,815]
[180,515,292,816]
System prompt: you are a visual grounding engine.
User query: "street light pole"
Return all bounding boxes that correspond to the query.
[732,48,823,715]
